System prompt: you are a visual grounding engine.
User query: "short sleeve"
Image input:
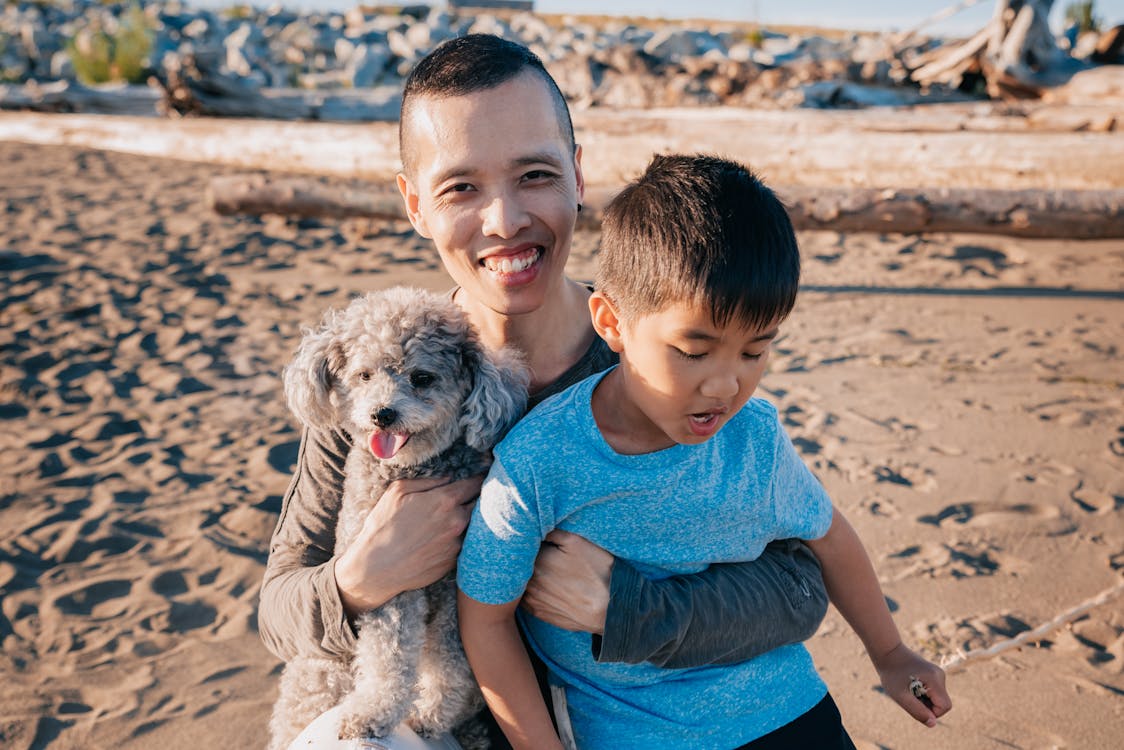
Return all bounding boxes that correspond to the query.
[457,458,549,605]
[768,422,834,541]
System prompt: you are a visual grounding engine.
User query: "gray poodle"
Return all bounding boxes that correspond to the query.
[270,287,528,750]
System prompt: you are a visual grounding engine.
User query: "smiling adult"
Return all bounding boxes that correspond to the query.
[259,34,829,747]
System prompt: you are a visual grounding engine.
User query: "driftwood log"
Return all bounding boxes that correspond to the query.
[5,110,1121,189]
[207,175,1124,239]
[154,51,400,121]
[0,81,160,116]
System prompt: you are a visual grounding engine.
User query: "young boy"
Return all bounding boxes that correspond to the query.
[457,154,950,750]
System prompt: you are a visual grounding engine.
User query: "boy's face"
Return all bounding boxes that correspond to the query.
[591,294,779,454]
[396,72,584,318]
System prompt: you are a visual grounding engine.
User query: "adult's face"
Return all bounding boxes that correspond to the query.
[397,72,584,317]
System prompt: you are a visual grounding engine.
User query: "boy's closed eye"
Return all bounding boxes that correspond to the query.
[672,347,767,361]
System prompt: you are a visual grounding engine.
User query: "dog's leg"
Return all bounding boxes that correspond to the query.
[336,589,428,740]
[268,656,353,750]
[413,577,484,737]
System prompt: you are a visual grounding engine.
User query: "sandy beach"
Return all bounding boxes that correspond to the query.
[0,138,1121,750]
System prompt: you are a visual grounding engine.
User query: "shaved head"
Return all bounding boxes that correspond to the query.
[399,34,575,177]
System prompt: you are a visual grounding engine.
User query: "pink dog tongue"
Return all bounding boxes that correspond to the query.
[370,432,410,460]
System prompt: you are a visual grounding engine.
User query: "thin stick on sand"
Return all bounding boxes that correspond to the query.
[940,578,1124,674]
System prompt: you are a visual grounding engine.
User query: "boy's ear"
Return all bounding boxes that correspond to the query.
[396,173,431,238]
[589,291,624,353]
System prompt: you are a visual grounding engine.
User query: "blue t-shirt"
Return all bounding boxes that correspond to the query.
[458,368,835,749]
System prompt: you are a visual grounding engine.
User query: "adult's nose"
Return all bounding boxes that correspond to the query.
[373,407,398,428]
[481,192,531,239]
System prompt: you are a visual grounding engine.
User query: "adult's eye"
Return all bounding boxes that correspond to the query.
[410,370,435,388]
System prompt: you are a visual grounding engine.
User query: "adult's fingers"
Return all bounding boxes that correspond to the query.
[544,529,577,546]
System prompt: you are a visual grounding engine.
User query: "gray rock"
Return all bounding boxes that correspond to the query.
[224,23,255,78]
[467,15,512,40]
[510,12,551,44]
[345,43,390,88]
[182,18,210,40]
[643,29,723,63]
[799,80,914,108]
[46,47,68,79]
[334,37,355,65]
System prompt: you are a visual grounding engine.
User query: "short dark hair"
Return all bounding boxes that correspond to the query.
[597,154,800,330]
[399,34,576,176]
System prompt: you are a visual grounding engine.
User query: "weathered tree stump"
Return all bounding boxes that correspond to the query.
[911,0,1087,100]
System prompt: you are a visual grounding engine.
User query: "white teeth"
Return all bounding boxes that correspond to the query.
[484,248,540,273]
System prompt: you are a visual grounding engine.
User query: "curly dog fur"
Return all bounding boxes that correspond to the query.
[269,287,528,750]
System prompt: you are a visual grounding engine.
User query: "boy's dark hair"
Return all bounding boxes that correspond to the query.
[597,154,800,330]
[399,34,576,176]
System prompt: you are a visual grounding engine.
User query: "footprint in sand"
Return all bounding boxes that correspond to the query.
[869,462,937,492]
[859,493,901,519]
[51,579,133,619]
[1069,481,1123,515]
[917,501,1060,527]
[142,600,218,634]
[885,541,1010,581]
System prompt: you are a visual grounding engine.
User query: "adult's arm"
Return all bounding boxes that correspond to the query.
[524,535,828,669]
[258,426,357,662]
[600,539,828,668]
[259,427,482,662]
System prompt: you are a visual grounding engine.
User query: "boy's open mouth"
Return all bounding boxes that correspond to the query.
[370,431,410,460]
[687,409,726,437]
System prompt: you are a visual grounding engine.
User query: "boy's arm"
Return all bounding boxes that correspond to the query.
[807,508,952,727]
[458,592,565,750]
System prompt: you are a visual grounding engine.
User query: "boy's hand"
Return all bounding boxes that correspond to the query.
[873,642,951,727]
[521,530,612,634]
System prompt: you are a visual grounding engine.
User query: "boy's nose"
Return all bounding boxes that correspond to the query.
[700,372,739,400]
[481,194,531,239]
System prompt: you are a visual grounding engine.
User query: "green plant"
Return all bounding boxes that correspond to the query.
[1064,1,1102,34]
[746,26,765,50]
[66,3,153,84]
[221,4,255,21]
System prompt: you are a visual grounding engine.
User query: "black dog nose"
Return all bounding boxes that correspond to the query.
[373,407,398,428]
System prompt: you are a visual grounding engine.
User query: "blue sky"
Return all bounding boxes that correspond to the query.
[191,1,1124,36]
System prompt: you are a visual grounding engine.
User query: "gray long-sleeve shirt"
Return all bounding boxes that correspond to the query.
[258,335,828,669]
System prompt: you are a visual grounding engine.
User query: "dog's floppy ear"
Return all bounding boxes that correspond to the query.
[283,310,349,429]
[460,343,529,452]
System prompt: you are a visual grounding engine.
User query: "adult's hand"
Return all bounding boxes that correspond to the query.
[521,530,613,634]
[334,475,482,616]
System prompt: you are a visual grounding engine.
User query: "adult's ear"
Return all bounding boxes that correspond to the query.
[396,173,431,238]
[573,143,585,206]
[589,291,624,354]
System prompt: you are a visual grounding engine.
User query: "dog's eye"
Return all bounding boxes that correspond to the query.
[358,371,372,382]
[409,371,435,389]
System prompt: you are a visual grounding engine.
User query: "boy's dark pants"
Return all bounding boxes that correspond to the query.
[734,693,856,750]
